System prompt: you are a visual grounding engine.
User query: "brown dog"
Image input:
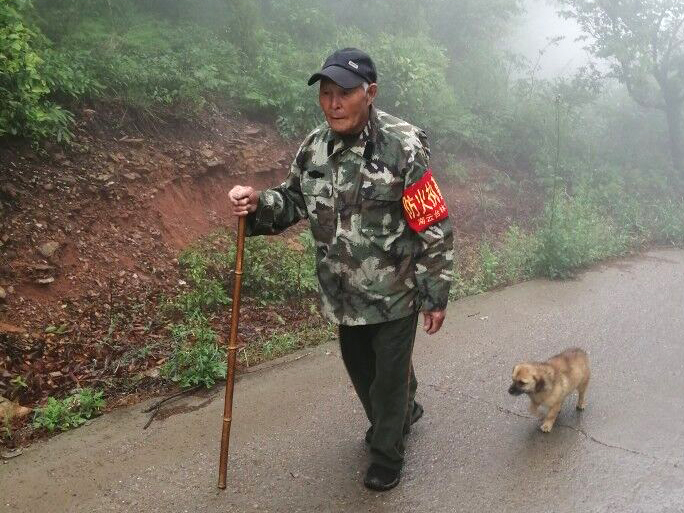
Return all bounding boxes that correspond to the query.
[508,347,590,432]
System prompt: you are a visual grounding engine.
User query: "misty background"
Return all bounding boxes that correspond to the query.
[512,0,588,78]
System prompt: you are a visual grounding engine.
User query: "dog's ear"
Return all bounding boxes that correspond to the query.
[535,377,545,392]
[512,364,521,378]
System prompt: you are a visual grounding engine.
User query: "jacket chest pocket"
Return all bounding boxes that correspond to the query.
[359,181,405,237]
[301,176,334,243]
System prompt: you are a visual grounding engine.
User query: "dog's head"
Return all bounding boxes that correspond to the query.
[508,363,546,396]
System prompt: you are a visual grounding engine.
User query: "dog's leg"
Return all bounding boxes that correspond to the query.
[528,400,540,417]
[576,377,589,410]
[540,403,561,433]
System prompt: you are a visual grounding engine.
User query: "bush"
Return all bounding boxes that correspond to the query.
[239,320,335,366]
[534,191,632,278]
[175,230,317,313]
[238,232,318,303]
[650,199,684,246]
[33,388,105,432]
[175,244,231,315]
[58,19,243,118]
[161,314,226,389]
[0,0,76,142]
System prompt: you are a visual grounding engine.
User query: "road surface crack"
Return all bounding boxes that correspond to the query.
[424,382,682,471]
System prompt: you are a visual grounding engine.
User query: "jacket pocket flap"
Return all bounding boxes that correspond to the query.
[360,182,402,201]
[301,178,332,197]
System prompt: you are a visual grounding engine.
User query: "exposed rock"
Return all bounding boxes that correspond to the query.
[2,448,23,459]
[0,183,19,199]
[143,367,160,379]
[0,322,25,334]
[120,136,144,145]
[206,158,225,168]
[0,286,5,301]
[31,263,55,272]
[38,241,60,258]
[123,172,141,181]
[36,277,55,285]
[0,396,32,422]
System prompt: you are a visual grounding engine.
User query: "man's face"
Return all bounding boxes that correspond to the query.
[318,79,377,135]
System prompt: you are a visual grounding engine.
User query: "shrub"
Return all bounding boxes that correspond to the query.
[533,191,632,278]
[161,313,226,389]
[650,199,684,246]
[0,0,76,142]
[175,230,317,312]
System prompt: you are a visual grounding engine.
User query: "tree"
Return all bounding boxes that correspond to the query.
[559,0,684,173]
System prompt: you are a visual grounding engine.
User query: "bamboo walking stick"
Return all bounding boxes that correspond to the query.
[218,215,247,490]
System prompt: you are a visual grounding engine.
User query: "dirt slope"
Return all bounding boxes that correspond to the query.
[0,107,292,412]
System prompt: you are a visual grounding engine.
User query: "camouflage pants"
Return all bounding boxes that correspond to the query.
[338,312,419,471]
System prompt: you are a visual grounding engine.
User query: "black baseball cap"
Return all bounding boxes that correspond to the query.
[307,48,377,89]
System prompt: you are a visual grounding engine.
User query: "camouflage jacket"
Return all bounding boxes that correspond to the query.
[246,107,454,325]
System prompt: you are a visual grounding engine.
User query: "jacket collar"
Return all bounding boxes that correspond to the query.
[325,106,378,161]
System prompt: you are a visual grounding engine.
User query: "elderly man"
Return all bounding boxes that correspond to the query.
[229,48,453,491]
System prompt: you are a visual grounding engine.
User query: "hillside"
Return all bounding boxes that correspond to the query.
[0,105,541,446]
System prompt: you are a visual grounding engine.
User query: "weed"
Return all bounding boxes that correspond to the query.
[476,242,501,290]
[33,388,105,433]
[114,343,157,368]
[650,199,684,246]
[534,191,631,278]
[239,320,335,367]
[498,226,538,282]
[161,314,226,389]
[2,415,13,442]
[444,156,470,185]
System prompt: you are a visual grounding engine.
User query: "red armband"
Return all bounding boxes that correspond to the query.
[402,169,449,231]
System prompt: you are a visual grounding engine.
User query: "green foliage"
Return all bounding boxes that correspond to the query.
[650,199,684,246]
[0,0,74,142]
[534,190,632,279]
[161,313,226,389]
[175,245,230,315]
[174,229,317,314]
[449,225,539,301]
[32,388,105,432]
[63,20,242,117]
[162,230,319,387]
[477,242,501,290]
[239,232,318,303]
[371,33,464,139]
[444,156,470,184]
[498,226,539,282]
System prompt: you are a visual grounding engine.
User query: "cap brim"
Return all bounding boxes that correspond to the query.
[307,65,365,89]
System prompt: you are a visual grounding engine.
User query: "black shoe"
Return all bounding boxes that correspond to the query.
[365,402,424,444]
[408,402,424,430]
[365,425,374,444]
[363,463,400,491]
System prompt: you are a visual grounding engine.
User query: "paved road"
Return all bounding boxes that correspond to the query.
[3,250,684,513]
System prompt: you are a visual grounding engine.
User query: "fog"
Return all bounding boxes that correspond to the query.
[510,0,589,78]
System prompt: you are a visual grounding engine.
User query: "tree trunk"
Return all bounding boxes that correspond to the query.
[664,96,684,174]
